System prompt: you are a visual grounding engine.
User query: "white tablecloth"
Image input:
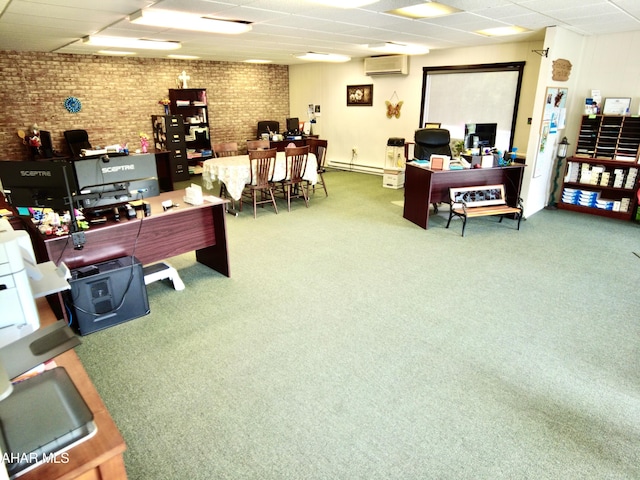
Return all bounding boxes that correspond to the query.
[201,151,317,201]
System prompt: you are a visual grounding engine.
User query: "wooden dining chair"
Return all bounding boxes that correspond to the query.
[213,141,239,157]
[213,142,239,200]
[240,148,278,218]
[278,145,309,211]
[306,138,328,196]
[246,139,270,151]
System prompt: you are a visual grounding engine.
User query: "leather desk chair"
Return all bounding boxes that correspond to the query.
[64,129,92,158]
[414,128,452,160]
[414,128,453,213]
[257,121,279,138]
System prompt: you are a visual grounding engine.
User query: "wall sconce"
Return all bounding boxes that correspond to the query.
[546,136,570,210]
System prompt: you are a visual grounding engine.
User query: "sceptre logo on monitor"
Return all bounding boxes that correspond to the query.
[20,170,52,176]
[102,165,135,174]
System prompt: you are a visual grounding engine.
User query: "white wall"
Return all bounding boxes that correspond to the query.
[290,40,544,175]
[521,26,585,217]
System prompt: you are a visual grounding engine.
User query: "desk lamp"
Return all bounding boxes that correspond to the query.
[546,136,570,210]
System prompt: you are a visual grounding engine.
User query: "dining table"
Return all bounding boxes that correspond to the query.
[201,151,318,201]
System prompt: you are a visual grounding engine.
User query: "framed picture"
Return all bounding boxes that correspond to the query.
[602,97,631,115]
[347,84,373,106]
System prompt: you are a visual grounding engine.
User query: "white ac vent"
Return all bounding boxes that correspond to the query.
[364,55,409,76]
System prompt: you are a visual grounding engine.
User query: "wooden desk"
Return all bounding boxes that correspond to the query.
[41,190,230,276]
[265,136,319,152]
[20,298,127,480]
[403,162,525,229]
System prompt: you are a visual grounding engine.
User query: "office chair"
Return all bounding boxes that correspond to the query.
[256,121,279,138]
[413,128,452,160]
[64,129,92,158]
[414,128,452,214]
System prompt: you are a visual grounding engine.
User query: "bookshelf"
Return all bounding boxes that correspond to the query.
[559,115,640,220]
[168,88,212,161]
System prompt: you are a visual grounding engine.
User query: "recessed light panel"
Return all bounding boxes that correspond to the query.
[387,2,461,19]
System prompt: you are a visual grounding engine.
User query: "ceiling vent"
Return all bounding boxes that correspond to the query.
[364,55,408,75]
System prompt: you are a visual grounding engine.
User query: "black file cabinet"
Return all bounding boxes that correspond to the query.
[152,115,190,191]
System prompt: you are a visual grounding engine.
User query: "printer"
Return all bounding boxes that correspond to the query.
[0,218,70,349]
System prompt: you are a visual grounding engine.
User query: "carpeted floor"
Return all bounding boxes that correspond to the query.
[76,170,640,480]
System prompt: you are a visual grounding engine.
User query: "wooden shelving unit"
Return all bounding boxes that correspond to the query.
[168,88,212,162]
[559,115,640,220]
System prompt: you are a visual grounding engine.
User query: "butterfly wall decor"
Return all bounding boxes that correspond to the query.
[386,100,403,119]
[385,91,403,119]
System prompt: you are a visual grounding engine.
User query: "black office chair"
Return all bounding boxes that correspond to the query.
[414,128,453,214]
[414,128,452,160]
[256,121,279,139]
[64,129,92,158]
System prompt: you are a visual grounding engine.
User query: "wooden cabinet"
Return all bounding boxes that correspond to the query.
[559,115,640,220]
[168,88,212,161]
[151,115,190,191]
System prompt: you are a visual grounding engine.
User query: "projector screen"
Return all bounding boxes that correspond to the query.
[420,62,525,153]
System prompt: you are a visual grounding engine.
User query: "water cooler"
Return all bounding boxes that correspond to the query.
[383,137,406,189]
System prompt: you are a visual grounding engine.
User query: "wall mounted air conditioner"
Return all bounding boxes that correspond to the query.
[364,55,409,76]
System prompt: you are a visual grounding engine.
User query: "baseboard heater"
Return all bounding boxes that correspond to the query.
[328,161,383,175]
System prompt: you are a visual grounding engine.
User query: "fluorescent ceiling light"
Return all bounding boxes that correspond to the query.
[387,2,461,19]
[168,54,201,60]
[83,36,181,50]
[368,42,429,55]
[307,0,378,7]
[97,50,136,56]
[295,52,351,62]
[245,59,273,64]
[476,25,530,36]
[130,9,251,34]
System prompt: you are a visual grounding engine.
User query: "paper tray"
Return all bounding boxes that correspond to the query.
[0,367,97,478]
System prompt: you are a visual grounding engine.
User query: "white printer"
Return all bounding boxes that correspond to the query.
[0,218,70,349]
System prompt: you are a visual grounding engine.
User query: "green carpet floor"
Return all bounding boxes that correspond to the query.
[76,170,640,479]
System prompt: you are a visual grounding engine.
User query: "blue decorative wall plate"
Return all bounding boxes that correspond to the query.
[64,96,82,113]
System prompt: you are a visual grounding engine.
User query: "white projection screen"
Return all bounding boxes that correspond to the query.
[420,62,525,153]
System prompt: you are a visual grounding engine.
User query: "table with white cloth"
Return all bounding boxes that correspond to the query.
[201,151,318,201]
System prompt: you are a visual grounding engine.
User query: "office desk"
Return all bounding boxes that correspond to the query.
[20,298,127,480]
[42,190,230,276]
[403,162,525,229]
[201,151,317,201]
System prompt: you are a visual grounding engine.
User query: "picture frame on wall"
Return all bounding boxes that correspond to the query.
[602,97,631,115]
[347,84,373,106]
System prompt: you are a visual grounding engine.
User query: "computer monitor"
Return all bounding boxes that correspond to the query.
[286,117,300,134]
[0,160,75,210]
[72,153,160,210]
[464,123,497,149]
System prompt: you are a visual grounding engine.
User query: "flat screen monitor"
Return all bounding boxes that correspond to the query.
[72,153,159,210]
[0,160,75,210]
[286,117,299,133]
[464,123,497,149]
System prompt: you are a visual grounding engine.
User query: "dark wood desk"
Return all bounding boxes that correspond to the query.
[264,136,319,152]
[41,190,230,276]
[403,162,525,229]
[20,298,127,480]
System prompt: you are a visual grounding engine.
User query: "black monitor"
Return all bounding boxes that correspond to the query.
[0,160,75,210]
[72,153,160,210]
[286,117,300,133]
[464,123,497,149]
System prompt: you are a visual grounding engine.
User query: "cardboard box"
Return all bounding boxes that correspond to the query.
[383,169,405,189]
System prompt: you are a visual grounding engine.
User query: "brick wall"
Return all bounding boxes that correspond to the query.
[0,51,289,160]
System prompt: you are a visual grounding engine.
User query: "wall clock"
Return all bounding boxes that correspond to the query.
[64,96,82,113]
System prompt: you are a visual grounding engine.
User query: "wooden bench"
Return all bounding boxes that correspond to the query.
[446,184,523,236]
